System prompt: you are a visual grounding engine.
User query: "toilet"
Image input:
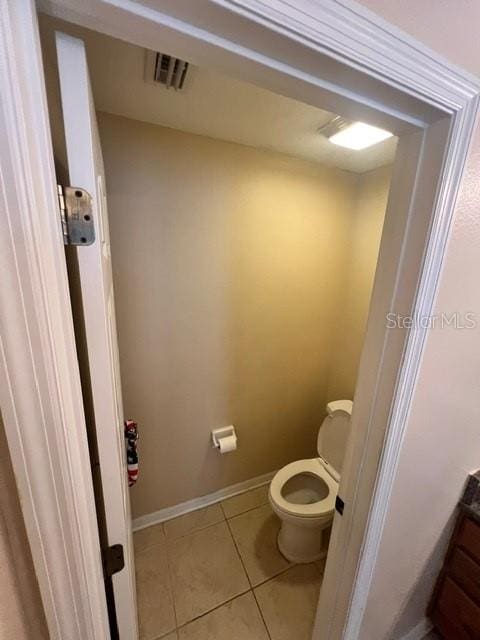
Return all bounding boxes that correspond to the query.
[269,399,353,563]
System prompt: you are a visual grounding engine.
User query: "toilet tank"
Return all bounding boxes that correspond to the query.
[317,400,353,478]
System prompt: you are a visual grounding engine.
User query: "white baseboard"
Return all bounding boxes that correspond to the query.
[399,618,433,640]
[132,470,276,531]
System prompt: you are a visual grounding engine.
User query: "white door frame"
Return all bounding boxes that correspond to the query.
[1,1,479,639]
[0,2,111,639]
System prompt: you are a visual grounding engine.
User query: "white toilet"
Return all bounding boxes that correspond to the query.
[269,399,353,563]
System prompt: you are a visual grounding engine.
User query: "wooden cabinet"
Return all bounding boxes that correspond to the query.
[429,511,480,639]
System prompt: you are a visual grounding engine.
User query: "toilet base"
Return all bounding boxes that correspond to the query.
[277,519,328,564]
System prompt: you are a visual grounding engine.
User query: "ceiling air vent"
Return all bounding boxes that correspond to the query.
[145,51,189,90]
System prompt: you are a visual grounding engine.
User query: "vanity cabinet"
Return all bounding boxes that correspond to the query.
[429,511,480,638]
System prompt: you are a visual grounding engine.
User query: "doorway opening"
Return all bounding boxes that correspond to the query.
[39,14,397,639]
[3,2,472,640]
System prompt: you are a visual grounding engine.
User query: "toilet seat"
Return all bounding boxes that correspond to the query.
[270,458,337,519]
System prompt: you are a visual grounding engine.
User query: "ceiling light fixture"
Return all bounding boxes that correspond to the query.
[319,117,393,150]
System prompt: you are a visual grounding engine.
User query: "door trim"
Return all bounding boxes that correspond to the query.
[1,1,479,638]
[0,2,110,639]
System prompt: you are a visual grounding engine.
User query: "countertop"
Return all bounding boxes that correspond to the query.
[460,469,480,524]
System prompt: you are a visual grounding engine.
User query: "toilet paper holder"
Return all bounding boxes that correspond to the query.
[211,425,237,451]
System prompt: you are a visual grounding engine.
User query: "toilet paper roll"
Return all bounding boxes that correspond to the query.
[218,434,237,454]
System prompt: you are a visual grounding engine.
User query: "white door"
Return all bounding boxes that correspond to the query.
[55,32,138,640]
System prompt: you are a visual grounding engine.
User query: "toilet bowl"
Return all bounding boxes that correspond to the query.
[269,400,353,563]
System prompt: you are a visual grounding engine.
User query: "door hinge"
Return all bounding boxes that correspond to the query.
[102,544,125,578]
[335,496,345,516]
[57,184,95,246]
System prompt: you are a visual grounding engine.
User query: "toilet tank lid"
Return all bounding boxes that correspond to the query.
[326,400,353,417]
[317,399,353,476]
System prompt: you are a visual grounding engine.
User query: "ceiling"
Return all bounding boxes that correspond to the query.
[39,15,397,174]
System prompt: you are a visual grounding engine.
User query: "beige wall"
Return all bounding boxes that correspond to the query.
[98,112,388,518]
[353,2,480,639]
[327,166,391,400]
[0,413,48,639]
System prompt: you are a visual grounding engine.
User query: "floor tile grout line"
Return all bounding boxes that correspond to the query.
[224,498,270,522]
[223,498,297,594]
[222,510,274,637]
[136,517,254,632]
[251,586,273,640]
[166,518,252,629]
[135,494,324,640]
[219,501,228,520]
[133,521,167,556]
[134,523,178,640]
[136,486,269,546]
[252,562,296,589]
[135,525,291,580]
[135,488,275,639]
[163,516,226,544]
[149,562,321,640]
[162,526,180,631]
[225,500,296,591]
[144,557,321,639]
[169,556,300,632]
[174,586,253,631]
[163,497,269,536]
[222,510,272,638]
[153,628,177,640]
[225,502,268,520]
[224,514,254,590]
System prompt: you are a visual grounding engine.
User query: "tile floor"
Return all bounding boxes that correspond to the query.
[134,484,325,640]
